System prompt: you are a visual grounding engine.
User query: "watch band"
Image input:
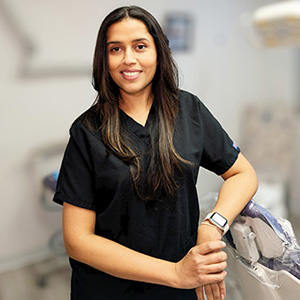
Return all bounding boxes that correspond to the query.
[203,212,229,235]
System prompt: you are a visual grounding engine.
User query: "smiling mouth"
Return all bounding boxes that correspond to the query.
[121,71,141,77]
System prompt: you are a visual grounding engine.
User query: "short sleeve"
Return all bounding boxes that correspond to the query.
[53,120,96,210]
[199,101,240,175]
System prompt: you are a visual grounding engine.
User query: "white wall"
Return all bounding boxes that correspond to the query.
[0,0,298,272]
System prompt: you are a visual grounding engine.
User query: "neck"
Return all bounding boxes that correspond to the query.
[119,91,154,127]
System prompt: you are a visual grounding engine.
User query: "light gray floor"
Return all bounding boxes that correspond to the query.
[1,215,299,300]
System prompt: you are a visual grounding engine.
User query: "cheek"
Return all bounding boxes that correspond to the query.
[143,56,157,71]
[151,59,158,74]
[108,56,119,73]
[150,55,158,72]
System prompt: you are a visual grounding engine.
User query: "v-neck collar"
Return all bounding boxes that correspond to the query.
[119,108,151,138]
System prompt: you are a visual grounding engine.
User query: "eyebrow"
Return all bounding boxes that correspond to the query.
[107,38,150,46]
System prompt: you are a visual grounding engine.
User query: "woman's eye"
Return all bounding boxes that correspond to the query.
[136,44,146,50]
[111,47,121,52]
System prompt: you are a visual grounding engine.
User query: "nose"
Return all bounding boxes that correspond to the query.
[123,48,137,65]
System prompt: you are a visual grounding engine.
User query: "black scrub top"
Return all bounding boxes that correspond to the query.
[53,90,240,300]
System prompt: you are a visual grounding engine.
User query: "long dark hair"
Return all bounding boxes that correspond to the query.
[91,6,189,201]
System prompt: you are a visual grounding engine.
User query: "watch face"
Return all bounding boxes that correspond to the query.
[212,212,227,227]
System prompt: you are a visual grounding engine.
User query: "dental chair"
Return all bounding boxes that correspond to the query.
[200,193,300,300]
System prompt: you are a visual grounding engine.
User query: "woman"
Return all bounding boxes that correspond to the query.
[53,6,258,300]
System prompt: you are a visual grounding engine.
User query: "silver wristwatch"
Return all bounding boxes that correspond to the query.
[203,212,229,235]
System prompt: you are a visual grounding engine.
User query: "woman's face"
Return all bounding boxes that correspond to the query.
[107,18,158,99]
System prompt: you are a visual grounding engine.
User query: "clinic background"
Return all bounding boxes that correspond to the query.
[1,0,300,283]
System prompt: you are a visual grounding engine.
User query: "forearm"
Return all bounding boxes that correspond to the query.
[197,172,256,244]
[66,230,228,291]
[65,232,177,287]
[212,153,258,225]
[63,203,228,291]
[198,153,257,244]
[63,202,177,287]
[213,170,257,224]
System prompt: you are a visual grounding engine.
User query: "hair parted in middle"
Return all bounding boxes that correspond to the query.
[90,6,190,201]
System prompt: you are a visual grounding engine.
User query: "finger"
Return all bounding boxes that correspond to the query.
[199,270,227,286]
[195,241,226,255]
[210,282,221,300]
[204,251,227,265]
[219,279,226,299]
[204,284,213,300]
[196,286,205,300]
[203,260,227,274]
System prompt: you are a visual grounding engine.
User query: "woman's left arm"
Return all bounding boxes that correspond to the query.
[207,152,258,227]
[196,152,258,300]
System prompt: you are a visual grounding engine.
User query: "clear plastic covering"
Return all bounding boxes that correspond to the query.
[224,199,300,289]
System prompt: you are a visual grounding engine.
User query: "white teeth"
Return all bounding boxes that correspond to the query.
[122,71,140,77]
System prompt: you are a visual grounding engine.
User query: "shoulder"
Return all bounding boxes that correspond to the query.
[178,90,217,117]
[178,90,204,109]
[70,105,101,140]
[178,89,198,102]
[177,89,207,117]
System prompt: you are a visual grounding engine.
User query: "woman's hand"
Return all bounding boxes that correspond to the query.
[173,240,227,290]
[196,280,226,300]
[194,153,258,299]
[196,222,226,300]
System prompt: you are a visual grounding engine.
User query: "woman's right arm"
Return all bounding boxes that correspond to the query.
[63,202,227,289]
